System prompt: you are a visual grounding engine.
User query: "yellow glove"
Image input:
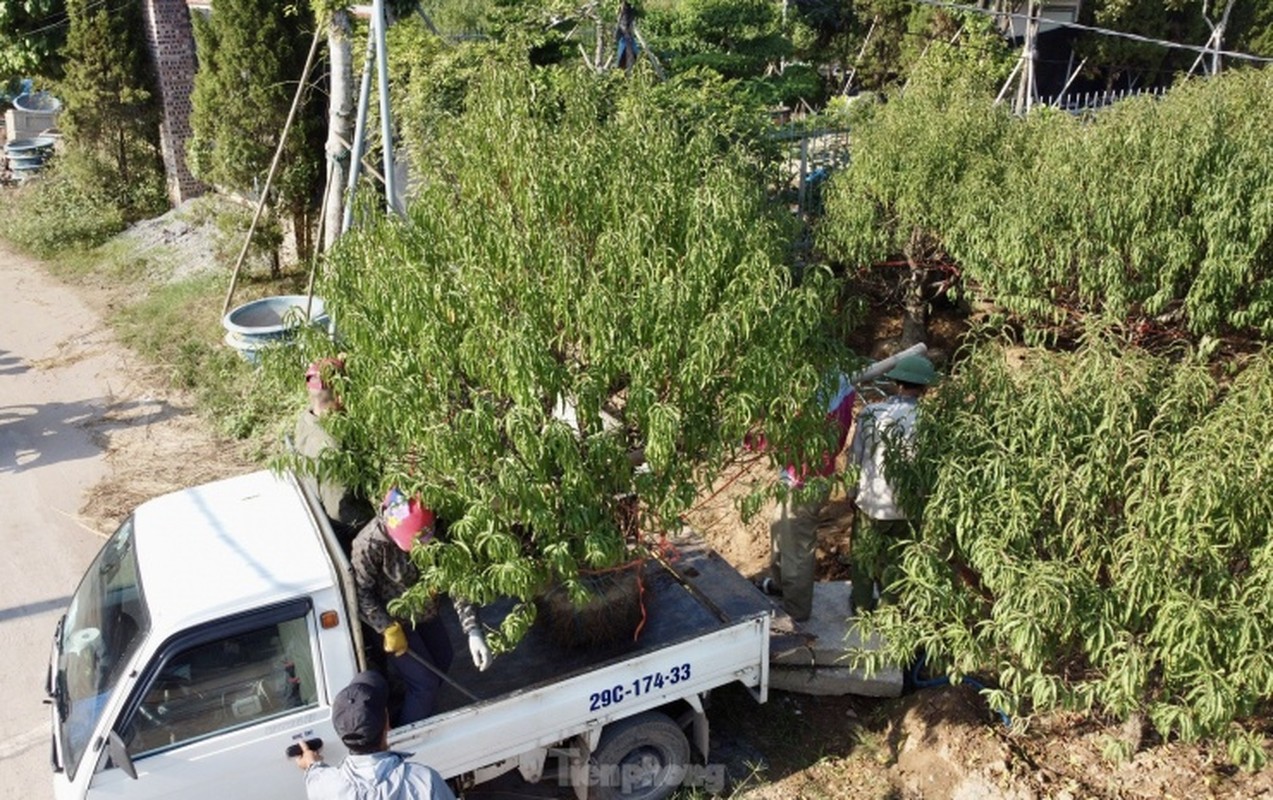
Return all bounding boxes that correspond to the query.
[383,622,408,656]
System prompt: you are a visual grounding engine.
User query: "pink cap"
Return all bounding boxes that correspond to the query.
[305,357,345,391]
[381,488,436,550]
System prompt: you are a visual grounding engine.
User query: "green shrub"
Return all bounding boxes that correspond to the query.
[0,142,168,257]
[820,66,1273,340]
[857,330,1273,769]
[741,63,826,109]
[296,60,854,650]
[0,153,126,256]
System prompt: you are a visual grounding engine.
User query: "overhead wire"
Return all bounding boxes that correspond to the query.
[907,0,1273,64]
[829,3,1268,98]
[9,0,118,39]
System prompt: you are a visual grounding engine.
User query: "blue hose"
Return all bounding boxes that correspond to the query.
[910,652,1011,727]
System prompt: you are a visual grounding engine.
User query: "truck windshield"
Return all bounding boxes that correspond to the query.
[56,516,149,781]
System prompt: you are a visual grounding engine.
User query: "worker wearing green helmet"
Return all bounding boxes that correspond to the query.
[847,353,936,615]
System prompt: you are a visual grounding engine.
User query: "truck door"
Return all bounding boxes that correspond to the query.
[84,599,341,800]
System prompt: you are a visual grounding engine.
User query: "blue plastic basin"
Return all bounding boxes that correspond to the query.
[12,92,61,113]
[5,136,56,153]
[222,295,329,362]
[5,136,56,177]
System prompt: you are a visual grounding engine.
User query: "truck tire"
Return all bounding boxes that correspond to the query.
[588,710,691,800]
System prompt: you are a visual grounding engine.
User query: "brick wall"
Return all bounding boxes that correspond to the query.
[141,0,205,204]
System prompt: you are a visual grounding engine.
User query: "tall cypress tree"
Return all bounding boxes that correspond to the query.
[56,0,165,217]
[188,0,323,265]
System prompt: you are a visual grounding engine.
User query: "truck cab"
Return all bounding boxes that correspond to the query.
[50,471,356,800]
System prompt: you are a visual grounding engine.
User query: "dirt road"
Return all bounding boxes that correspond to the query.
[0,245,126,798]
[0,244,248,799]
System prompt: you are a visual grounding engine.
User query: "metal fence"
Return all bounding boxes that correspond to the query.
[773,123,852,215]
[1038,85,1170,113]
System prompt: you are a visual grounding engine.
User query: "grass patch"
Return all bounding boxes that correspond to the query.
[0,169,125,257]
[110,268,309,445]
[45,237,157,286]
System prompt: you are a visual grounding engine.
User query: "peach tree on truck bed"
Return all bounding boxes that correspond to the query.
[289,59,857,651]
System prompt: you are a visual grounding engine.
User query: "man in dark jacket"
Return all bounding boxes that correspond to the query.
[351,489,491,725]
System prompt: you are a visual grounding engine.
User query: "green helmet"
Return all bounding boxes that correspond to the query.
[884,354,936,386]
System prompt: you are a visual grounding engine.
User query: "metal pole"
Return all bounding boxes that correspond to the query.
[222,25,324,318]
[850,343,929,386]
[797,137,808,215]
[373,0,399,215]
[404,649,481,702]
[1053,57,1087,110]
[305,157,334,322]
[341,29,376,234]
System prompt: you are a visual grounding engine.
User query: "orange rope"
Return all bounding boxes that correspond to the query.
[577,557,649,643]
[632,568,647,641]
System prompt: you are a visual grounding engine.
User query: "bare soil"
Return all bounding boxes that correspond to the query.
[44,200,257,533]
[33,204,1273,798]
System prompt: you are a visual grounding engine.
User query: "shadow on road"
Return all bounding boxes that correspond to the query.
[0,596,73,624]
[0,349,28,377]
[0,397,187,474]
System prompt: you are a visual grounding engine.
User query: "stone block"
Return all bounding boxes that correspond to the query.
[769,663,904,697]
[766,581,905,697]
[5,108,59,143]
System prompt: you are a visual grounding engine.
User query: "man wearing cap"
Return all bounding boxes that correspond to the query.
[293,670,456,799]
[351,490,492,726]
[295,357,374,544]
[846,353,936,615]
[761,371,856,622]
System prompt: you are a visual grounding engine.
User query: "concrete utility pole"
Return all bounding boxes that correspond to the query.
[322,8,354,251]
[373,0,399,215]
[1012,0,1040,115]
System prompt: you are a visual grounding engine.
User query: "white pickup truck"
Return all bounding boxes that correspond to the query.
[48,469,772,800]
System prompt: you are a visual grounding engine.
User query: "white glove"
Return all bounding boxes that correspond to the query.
[468,630,492,672]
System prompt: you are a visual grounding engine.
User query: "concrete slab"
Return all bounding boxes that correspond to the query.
[774,582,887,665]
[769,663,904,697]
[762,581,905,697]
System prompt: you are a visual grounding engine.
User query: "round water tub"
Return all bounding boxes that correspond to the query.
[222,295,329,362]
[12,92,62,113]
[5,135,56,177]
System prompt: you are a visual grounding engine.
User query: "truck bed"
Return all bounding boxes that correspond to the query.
[436,533,766,709]
[386,529,772,780]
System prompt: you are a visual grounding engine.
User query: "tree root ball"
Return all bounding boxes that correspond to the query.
[536,564,645,650]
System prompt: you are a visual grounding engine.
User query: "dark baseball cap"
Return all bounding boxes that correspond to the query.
[331,670,389,747]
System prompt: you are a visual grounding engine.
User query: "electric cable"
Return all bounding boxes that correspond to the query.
[12,0,118,39]
[907,0,1273,64]
[910,651,1012,726]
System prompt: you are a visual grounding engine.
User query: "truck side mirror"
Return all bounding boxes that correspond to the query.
[106,731,137,780]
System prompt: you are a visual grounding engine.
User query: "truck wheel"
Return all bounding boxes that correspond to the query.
[588,710,691,800]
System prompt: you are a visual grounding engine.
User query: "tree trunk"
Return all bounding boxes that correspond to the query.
[118,128,128,184]
[901,226,927,347]
[322,8,354,252]
[293,206,312,265]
